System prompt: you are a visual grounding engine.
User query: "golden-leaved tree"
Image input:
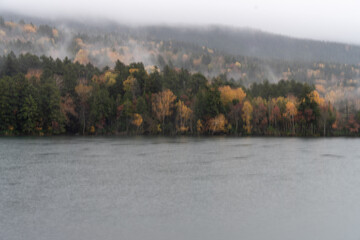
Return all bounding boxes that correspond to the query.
[309,90,332,135]
[219,85,246,106]
[242,101,253,134]
[309,90,325,106]
[123,76,138,99]
[101,71,117,86]
[196,119,203,134]
[152,89,177,133]
[131,113,143,133]
[284,101,297,134]
[176,100,192,133]
[208,114,227,134]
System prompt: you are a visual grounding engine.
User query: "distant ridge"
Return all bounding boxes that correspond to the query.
[1,10,360,65]
[136,25,360,64]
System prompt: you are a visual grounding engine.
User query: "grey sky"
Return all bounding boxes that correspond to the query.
[1,0,360,44]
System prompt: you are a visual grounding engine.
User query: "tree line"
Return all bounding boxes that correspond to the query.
[0,52,359,136]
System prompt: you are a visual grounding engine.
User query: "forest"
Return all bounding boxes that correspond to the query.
[1,52,359,137]
[2,15,360,87]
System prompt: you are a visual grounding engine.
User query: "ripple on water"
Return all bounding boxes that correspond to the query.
[34,152,60,157]
[232,143,253,147]
[233,155,251,160]
[320,153,344,159]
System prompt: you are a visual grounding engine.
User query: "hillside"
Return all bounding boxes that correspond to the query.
[138,25,360,64]
[2,11,360,64]
[1,13,360,136]
[1,14,360,113]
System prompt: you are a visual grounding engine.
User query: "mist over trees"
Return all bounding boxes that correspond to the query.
[1,15,360,86]
[2,13,360,64]
[1,15,360,136]
[1,52,359,136]
[137,25,360,64]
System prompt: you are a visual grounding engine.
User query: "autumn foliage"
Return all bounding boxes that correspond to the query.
[242,101,253,134]
[176,100,192,133]
[0,52,354,136]
[219,86,246,106]
[74,49,90,65]
[131,113,143,129]
[208,114,228,134]
[152,89,177,132]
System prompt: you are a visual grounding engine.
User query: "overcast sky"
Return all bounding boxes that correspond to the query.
[1,0,360,44]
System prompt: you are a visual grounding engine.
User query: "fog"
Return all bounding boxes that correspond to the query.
[1,0,360,44]
[2,0,360,91]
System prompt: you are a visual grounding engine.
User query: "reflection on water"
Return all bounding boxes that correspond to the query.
[1,137,360,240]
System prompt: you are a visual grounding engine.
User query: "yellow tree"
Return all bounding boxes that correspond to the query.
[196,119,204,134]
[176,100,192,133]
[219,85,246,106]
[242,101,253,134]
[103,71,117,86]
[93,71,118,85]
[309,90,325,106]
[129,68,139,74]
[123,76,138,99]
[131,113,143,133]
[208,114,227,134]
[284,101,297,134]
[75,84,93,134]
[152,89,177,133]
[309,90,330,135]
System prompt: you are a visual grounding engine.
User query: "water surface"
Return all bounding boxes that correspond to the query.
[1,137,360,240]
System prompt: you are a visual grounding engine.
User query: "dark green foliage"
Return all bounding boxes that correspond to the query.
[2,52,19,77]
[136,96,147,114]
[19,95,38,134]
[195,87,224,120]
[0,76,18,132]
[249,79,313,99]
[18,53,42,72]
[163,65,180,95]
[189,73,207,95]
[147,69,163,93]
[39,78,65,134]
[89,86,113,132]
[0,52,356,136]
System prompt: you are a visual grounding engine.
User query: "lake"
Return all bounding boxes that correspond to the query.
[1,137,360,240]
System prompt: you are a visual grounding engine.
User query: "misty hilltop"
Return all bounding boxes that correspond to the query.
[2,11,360,65]
[2,12,360,137]
[137,25,360,65]
[1,13,360,88]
